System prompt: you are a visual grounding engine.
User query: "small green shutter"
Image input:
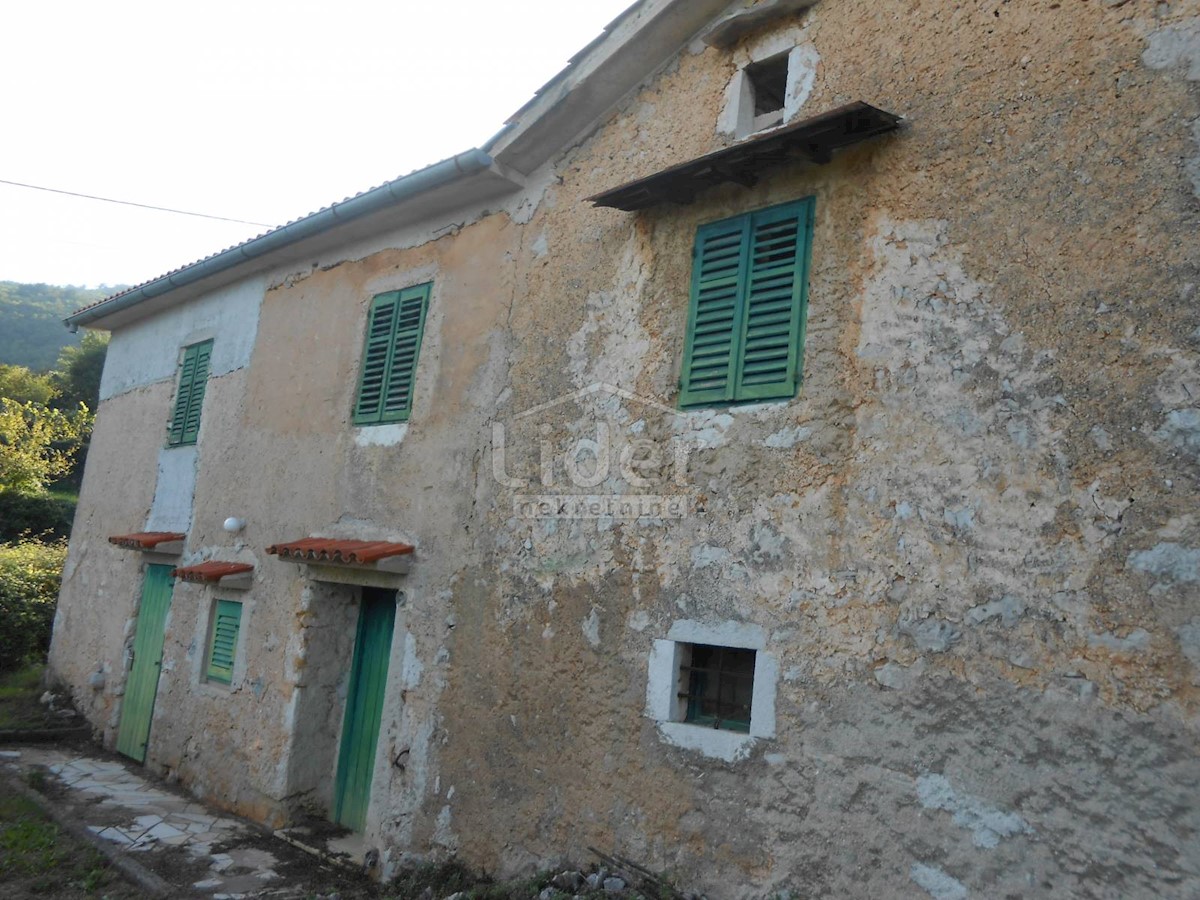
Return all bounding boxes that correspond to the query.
[168,340,213,445]
[679,198,813,408]
[206,599,243,684]
[353,284,430,425]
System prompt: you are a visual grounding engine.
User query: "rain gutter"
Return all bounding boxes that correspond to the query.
[65,148,495,330]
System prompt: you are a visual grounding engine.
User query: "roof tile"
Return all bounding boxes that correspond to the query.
[108,532,186,551]
[266,538,414,566]
[171,561,254,583]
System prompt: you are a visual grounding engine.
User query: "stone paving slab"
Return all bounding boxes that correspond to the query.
[3,745,319,898]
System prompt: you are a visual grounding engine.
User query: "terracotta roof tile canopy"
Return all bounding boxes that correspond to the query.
[171,561,254,584]
[587,101,901,212]
[108,532,186,552]
[266,538,415,566]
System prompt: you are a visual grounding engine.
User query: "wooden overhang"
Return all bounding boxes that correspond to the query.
[170,561,254,590]
[587,101,901,212]
[108,532,186,555]
[266,538,415,575]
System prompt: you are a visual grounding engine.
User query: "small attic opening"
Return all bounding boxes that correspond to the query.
[746,52,790,129]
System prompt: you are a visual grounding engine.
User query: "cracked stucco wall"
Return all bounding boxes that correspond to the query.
[51,1,1200,898]
[435,2,1200,897]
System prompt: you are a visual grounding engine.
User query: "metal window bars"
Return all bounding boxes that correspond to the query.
[678,645,756,732]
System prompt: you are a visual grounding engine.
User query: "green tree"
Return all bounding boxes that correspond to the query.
[0,364,56,405]
[0,538,66,671]
[0,400,93,494]
[51,331,108,411]
[0,281,121,371]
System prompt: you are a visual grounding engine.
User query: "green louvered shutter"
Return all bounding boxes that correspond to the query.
[734,199,813,401]
[679,217,751,407]
[168,340,213,445]
[206,599,242,684]
[679,199,813,408]
[380,284,430,422]
[353,283,430,425]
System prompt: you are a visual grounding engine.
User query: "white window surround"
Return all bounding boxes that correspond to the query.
[191,596,253,696]
[146,444,198,533]
[718,39,820,140]
[645,619,778,762]
[353,422,409,448]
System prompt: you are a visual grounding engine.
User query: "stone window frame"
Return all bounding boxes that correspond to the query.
[645,619,778,762]
[718,39,820,141]
[193,594,251,693]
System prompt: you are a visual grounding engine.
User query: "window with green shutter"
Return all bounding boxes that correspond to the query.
[679,198,814,409]
[205,599,243,685]
[168,339,213,445]
[353,283,431,426]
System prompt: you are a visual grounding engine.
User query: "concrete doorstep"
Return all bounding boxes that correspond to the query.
[1,745,355,899]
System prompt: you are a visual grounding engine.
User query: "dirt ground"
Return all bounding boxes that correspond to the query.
[0,789,145,900]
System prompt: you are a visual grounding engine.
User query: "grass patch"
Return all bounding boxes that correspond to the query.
[0,790,141,897]
[0,663,48,730]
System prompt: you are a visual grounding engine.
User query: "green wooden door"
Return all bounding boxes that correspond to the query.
[333,588,396,830]
[116,564,174,762]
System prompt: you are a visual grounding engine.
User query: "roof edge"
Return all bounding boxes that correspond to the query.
[65,148,496,330]
[485,0,737,175]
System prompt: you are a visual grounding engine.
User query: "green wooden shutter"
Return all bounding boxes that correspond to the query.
[380,284,430,422]
[206,599,243,684]
[168,340,213,445]
[679,198,813,408]
[353,293,399,424]
[679,217,751,407]
[353,283,430,425]
[734,200,813,401]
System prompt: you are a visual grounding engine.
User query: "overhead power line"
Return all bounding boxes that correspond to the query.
[0,177,274,228]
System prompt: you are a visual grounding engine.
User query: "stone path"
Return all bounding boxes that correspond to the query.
[3,746,311,898]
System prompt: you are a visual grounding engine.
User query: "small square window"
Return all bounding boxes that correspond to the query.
[646,625,777,761]
[680,644,756,732]
[745,53,789,126]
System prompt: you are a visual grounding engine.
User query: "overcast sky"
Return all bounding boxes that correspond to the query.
[0,0,634,289]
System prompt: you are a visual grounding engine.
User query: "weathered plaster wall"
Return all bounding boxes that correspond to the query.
[52,1,1200,897]
[99,275,265,401]
[49,381,179,733]
[55,205,523,828]
[426,2,1200,897]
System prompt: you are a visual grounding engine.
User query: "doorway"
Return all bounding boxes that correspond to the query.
[116,564,174,762]
[332,587,396,830]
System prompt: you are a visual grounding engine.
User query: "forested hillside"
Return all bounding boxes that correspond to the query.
[0,282,120,370]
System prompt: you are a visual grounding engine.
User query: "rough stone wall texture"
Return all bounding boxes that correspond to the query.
[50,1,1200,898]
[49,382,171,732]
[433,2,1200,897]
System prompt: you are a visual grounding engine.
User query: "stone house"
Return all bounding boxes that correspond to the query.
[49,1,1200,897]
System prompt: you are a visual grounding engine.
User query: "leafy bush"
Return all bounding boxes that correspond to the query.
[0,490,75,542]
[0,399,93,494]
[0,540,66,672]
